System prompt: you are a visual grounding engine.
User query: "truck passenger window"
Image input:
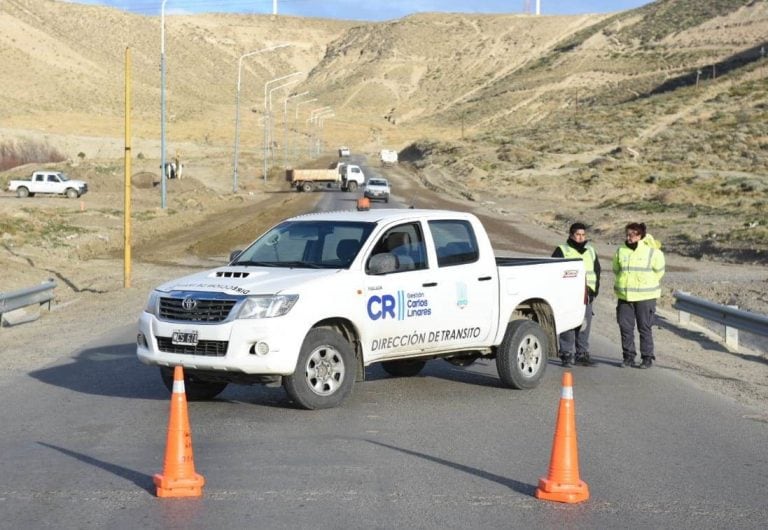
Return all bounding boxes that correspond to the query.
[429,220,479,267]
[367,222,427,273]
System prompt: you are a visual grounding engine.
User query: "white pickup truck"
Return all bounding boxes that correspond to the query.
[137,209,586,409]
[7,170,88,199]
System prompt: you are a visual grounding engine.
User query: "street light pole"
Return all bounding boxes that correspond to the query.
[232,44,290,193]
[263,71,303,183]
[294,98,317,162]
[268,79,300,173]
[317,113,335,157]
[315,110,334,157]
[160,0,168,209]
[308,106,332,158]
[282,91,309,169]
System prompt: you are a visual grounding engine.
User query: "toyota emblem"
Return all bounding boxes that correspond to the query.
[181,297,197,311]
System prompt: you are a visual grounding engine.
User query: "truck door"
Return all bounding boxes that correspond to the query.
[362,222,434,361]
[44,173,59,194]
[424,219,497,350]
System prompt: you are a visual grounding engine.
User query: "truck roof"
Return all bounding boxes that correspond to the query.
[288,208,478,224]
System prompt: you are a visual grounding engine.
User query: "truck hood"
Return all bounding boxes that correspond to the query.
[154,266,341,296]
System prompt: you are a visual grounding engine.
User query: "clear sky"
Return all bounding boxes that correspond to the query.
[71,1,655,21]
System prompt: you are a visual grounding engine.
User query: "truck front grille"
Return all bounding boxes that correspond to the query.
[157,337,228,357]
[159,297,237,322]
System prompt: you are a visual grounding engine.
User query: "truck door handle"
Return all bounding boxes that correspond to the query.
[478,276,492,281]
[422,282,437,287]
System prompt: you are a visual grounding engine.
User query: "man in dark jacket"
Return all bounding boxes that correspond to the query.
[552,222,602,366]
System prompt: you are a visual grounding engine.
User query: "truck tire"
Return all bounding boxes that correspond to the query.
[496,320,548,390]
[66,188,79,199]
[283,328,355,409]
[17,187,29,198]
[346,181,358,192]
[381,359,426,377]
[302,182,313,193]
[159,367,228,401]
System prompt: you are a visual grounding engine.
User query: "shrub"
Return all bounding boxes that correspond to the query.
[0,138,66,172]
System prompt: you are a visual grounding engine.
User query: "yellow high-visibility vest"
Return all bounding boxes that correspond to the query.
[612,236,665,301]
[559,243,597,293]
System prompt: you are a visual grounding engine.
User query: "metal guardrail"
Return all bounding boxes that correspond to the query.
[672,290,768,350]
[0,279,56,328]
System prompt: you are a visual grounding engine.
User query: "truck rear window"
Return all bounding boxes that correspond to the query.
[429,220,479,267]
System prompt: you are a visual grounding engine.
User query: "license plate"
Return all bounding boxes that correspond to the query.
[172,330,198,346]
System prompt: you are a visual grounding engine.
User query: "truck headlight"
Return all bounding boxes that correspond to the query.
[144,291,161,316]
[238,295,299,319]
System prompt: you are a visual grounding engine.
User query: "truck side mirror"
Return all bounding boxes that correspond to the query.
[368,253,397,275]
[229,250,242,263]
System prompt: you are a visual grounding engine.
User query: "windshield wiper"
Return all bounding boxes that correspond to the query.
[280,261,325,269]
[235,260,326,269]
[234,261,283,267]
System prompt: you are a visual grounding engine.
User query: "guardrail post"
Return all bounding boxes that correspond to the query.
[678,308,690,326]
[725,304,739,350]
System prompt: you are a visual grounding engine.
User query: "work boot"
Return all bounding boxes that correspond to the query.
[638,357,653,369]
[561,355,575,367]
[621,357,636,368]
[575,353,596,366]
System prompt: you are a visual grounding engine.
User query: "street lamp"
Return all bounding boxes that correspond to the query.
[268,79,301,172]
[282,91,309,168]
[160,0,168,209]
[232,44,290,193]
[294,98,317,161]
[308,106,332,157]
[263,71,303,182]
[315,110,335,157]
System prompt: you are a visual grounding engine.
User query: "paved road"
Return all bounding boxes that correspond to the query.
[1,162,766,528]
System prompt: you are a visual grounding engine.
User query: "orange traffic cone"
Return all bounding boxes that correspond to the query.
[535,371,589,503]
[356,197,371,211]
[153,366,205,498]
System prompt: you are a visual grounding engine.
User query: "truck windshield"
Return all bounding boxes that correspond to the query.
[233,220,375,269]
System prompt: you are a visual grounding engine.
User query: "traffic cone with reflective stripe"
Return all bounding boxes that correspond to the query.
[153,366,205,498]
[535,371,589,503]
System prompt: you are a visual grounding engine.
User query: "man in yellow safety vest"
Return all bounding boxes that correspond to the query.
[613,222,666,369]
[552,222,601,367]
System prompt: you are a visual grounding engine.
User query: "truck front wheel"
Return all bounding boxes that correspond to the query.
[346,181,358,192]
[159,367,228,400]
[66,188,79,199]
[283,328,355,409]
[496,320,548,389]
[17,187,29,198]
[302,182,313,193]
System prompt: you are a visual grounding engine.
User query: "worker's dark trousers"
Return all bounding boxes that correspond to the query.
[559,299,594,357]
[617,299,657,360]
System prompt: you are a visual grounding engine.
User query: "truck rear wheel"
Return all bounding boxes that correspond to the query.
[381,359,426,377]
[159,367,228,401]
[17,187,29,198]
[283,328,355,409]
[66,188,79,199]
[496,320,548,389]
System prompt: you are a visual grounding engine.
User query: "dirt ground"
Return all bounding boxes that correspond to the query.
[1,159,766,418]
